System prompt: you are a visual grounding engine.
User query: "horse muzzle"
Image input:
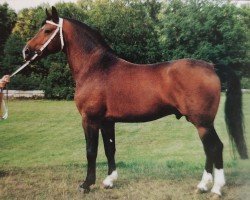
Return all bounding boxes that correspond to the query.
[22,45,37,61]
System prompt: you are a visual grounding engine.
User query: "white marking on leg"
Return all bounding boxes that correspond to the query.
[109,139,113,142]
[197,170,213,192]
[103,170,118,188]
[211,168,225,196]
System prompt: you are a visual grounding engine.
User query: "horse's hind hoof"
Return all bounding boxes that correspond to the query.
[101,183,113,189]
[195,188,208,194]
[211,194,221,199]
[84,188,90,193]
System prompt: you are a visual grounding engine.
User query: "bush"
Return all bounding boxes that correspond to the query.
[241,77,250,89]
[8,73,42,90]
[40,63,74,100]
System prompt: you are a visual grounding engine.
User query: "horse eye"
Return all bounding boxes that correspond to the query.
[44,29,52,34]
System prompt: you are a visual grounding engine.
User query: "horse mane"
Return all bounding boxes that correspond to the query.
[65,18,114,53]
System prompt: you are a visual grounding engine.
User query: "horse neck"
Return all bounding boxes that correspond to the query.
[62,19,111,82]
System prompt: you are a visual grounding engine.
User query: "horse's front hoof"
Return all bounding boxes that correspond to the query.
[79,182,91,193]
[195,188,208,194]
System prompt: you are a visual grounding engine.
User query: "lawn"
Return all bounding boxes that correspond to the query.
[0,94,249,199]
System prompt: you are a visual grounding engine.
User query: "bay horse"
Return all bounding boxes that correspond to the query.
[22,7,248,197]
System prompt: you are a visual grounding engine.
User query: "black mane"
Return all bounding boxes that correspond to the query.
[65,18,113,53]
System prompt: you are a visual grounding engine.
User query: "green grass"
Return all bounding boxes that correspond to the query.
[0,94,249,199]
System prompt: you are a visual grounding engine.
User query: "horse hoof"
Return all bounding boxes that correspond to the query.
[211,193,221,199]
[79,182,91,193]
[79,186,90,193]
[195,188,208,194]
[101,183,113,189]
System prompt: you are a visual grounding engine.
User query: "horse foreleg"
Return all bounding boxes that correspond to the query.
[197,126,225,196]
[79,119,99,193]
[101,121,118,188]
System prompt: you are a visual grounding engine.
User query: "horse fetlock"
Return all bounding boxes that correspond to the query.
[197,170,213,192]
[102,170,118,188]
[211,168,225,196]
[79,177,95,190]
[79,183,91,193]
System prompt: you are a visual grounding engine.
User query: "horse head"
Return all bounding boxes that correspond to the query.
[23,6,64,61]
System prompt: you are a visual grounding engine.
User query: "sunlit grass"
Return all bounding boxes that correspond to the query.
[0,94,249,199]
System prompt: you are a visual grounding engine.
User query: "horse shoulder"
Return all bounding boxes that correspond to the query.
[74,77,107,119]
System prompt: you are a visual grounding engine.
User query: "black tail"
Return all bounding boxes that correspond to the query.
[224,67,248,159]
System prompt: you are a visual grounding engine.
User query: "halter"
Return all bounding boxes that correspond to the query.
[15,18,64,78]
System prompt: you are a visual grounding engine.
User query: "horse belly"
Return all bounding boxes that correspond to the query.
[105,92,174,122]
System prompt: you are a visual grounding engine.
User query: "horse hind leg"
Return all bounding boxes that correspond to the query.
[101,122,118,188]
[196,126,225,196]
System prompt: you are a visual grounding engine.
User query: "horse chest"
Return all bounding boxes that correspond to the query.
[74,87,106,118]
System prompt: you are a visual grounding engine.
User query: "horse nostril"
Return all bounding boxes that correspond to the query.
[25,48,30,56]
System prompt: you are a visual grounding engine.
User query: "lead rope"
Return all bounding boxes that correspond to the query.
[1,18,64,120]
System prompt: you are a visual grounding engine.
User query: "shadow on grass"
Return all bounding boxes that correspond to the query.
[0,159,238,181]
[0,170,9,178]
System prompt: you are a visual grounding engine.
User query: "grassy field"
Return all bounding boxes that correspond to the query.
[0,94,249,199]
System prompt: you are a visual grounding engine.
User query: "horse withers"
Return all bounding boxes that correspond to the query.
[22,7,248,197]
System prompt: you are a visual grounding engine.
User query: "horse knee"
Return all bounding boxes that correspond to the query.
[217,140,223,152]
[87,148,97,156]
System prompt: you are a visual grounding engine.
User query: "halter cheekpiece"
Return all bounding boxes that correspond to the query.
[44,18,64,51]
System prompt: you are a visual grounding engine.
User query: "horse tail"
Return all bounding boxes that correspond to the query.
[224,66,248,159]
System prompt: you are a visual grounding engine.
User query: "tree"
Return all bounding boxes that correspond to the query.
[78,0,162,63]
[0,3,16,66]
[159,0,249,69]
[12,6,46,41]
[1,34,25,77]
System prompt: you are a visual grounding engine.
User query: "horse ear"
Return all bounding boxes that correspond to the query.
[45,8,52,20]
[51,6,59,23]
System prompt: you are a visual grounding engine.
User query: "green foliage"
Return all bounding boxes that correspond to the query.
[1,0,250,99]
[8,73,42,90]
[79,0,162,63]
[241,77,250,89]
[40,63,75,100]
[12,6,46,41]
[1,34,25,76]
[0,3,16,63]
[159,0,249,68]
